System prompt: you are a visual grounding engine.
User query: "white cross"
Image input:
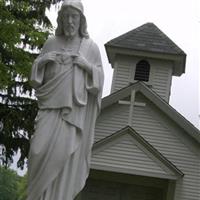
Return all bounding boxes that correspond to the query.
[118,89,146,126]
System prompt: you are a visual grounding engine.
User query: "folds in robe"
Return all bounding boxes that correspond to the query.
[27,37,104,200]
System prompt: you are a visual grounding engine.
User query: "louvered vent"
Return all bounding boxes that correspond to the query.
[134,60,150,82]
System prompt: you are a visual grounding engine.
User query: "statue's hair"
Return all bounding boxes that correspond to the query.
[55,6,89,38]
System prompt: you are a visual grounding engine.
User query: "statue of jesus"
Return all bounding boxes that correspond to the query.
[27,0,104,199]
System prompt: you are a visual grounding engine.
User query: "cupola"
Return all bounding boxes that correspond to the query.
[105,23,186,102]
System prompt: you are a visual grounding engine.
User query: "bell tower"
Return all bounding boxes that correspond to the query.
[105,23,186,102]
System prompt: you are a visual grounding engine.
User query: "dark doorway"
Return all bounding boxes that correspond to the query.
[81,178,164,200]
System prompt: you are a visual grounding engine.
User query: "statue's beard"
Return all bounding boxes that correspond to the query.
[64,25,78,38]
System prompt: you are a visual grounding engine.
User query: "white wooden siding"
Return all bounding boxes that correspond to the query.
[112,62,131,92]
[111,55,173,102]
[151,63,173,101]
[94,89,200,200]
[131,96,200,200]
[92,134,168,176]
[94,103,129,142]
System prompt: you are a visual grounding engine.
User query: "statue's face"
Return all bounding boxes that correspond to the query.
[62,7,81,38]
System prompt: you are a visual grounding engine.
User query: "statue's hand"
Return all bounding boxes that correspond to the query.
[72,55,92,74]
[44,51,58,62]
[40,51,58,65]
[59,53,73,65]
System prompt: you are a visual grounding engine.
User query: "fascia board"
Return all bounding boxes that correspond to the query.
[101,82,200,145]
[105,46,185,75]
[138,83,200,144]
[91,164,178,180]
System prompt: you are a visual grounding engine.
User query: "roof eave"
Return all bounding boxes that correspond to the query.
[101,82,200,144]
[93,126,184,179]
[105,45,186,76]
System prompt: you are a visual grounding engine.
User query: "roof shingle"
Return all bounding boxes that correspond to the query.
[105,23,186,55]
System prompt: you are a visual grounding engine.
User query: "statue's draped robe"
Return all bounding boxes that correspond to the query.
[27,37,104,200]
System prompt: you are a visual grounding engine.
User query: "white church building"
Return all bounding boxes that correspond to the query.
[80,23,200,200]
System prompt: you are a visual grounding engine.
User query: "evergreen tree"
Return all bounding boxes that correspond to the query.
[0,0,62,168]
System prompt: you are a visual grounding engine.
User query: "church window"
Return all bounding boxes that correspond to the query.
[134,60,150,82]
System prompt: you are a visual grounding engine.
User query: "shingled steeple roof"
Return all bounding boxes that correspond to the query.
[105,23,185,55]
[105,23,186,76]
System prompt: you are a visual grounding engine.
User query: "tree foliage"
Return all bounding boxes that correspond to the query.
[0,166,19,200]
[17,173,28,200]
[0,0,62,168]
[0,166,28,200]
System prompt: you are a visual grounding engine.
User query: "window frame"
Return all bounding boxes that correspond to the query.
[130,59,153,86]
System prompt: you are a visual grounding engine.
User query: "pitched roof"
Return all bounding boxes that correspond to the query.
[91,126,183,180]
[105,23,186,76]
[105,23,186,55]
[101,82,200,145]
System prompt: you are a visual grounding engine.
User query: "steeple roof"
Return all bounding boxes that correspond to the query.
[105,23,186,76]
[105,23,185,55]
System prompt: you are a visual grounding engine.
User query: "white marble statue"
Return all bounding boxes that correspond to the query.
[27,0,104,199]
